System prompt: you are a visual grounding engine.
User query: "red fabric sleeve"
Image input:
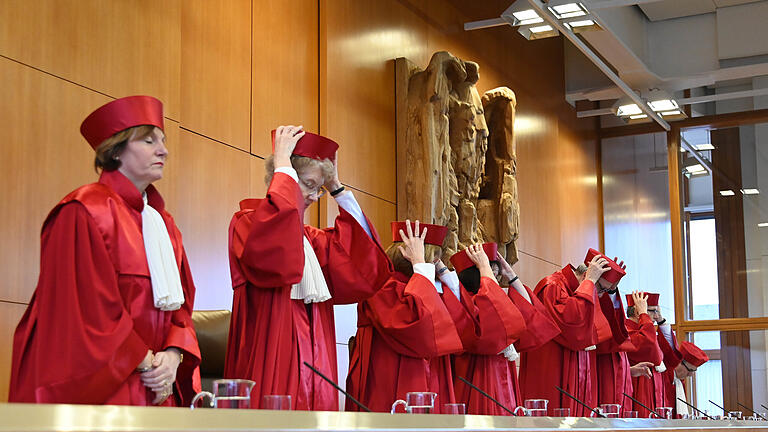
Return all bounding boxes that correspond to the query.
[657,327,683,369]
[363,275,463,357]
[537,278,597,351]
[508,285,561,352]
[230,173,305,288]
[305,207,392,304]
[595,293,630,351]
[461,277,526,355]
[627,314,663,365]
[10,203,149,404]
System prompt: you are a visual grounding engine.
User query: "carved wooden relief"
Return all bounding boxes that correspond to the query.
[396,51,519,265]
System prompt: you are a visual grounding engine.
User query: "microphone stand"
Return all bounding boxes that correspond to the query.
[303,362,371,412]
[458,376,517,416]
[555,386,605,418]
[677,398,714,419]
[622,392,662,418]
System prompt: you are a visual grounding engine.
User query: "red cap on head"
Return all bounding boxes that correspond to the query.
[450,243,498,273]
[80,96,164,150]
[678,341,709,367]
[625,292,660,307]
[584,248,626,284]
[271,129,338,161]
[391,221,448,246]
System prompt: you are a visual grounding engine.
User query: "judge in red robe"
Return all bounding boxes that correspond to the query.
[519,249,627,416]
[225,126,392,411]
[626,292,664,417]
[346,221,463,413]
[10,96,201,406]
[444,244,538,415]
[657,327,708,417]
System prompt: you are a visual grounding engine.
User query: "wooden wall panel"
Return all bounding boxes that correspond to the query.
[0,57,110,303]
[181,0,251,150]
[0,301,27,403]
[0,0,182,119]
[516,251,562,289]
[320,189,398,252]
[321,0,430,202]
[161,130,250,311]
[251,0,318,157]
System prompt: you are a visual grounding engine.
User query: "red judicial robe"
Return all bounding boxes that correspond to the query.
[595,294,632,407]
[10,170,201,406]
[657,327,684,416]
[224,173,391,411]
[449,278,527,415]
[345,271,463,412]
[519,265,620,416]
[626,314,664,417]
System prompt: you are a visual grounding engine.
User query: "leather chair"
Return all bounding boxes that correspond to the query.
[191,310,231,391]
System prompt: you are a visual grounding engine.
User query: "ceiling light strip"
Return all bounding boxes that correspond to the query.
[680,136,713,175]
[525,0,671,131]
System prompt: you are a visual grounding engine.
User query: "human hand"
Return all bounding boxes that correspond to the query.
[613,256,626,271]
[141,348,182,405]
[324,151,343,192]
[632,291,648,316]
[630,361,655,379]
[467,244,494,279]
[585,255,610,284]
[273,125,305,168]
[495,251,515,280]
[398,220,427,265]
[136,350,154,372]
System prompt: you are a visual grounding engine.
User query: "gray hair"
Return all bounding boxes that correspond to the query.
[574,264,588,276]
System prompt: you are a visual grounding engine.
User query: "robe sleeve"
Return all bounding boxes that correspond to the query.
[538,278,597,351]
[657,327,683,369]
[627,314,663,365]
[305,207,392,304]
[13,202,150,404]
[508,284,561,352]
[363,275,463,357]
[230,173,305,288]
[595,293,630,351]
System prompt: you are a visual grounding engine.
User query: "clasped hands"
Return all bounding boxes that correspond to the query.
[136,348,182,405]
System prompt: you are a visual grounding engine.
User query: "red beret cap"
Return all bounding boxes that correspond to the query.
[450,243,498,273]
[584,248,626,284]
[80,96,164,150]
[679,341,709,367]
[271,129,338,161]
[391,221,448,246]
[625,292,660,307]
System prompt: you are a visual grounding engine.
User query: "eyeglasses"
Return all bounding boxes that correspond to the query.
[681,360,697,373]
[299,179,326,198]
[647,308,659,314]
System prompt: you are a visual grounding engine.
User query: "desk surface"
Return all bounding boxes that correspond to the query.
[1,403,767,432]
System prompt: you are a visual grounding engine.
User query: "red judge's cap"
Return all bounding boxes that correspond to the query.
[391,221,448,246]
[271,129,338,161]
[678,341,709,367]
[584,248,626,284]
[450,243,498,273]
[80,96,164,150]
[625,292,660,307]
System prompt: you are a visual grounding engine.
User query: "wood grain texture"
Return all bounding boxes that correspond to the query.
[320,188,397,253]
[181,0,251,150]
[0,301,28,402]
[251,0,318,157]
[0,0,182,119]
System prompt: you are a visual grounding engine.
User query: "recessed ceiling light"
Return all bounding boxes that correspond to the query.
[629,114,648,120]
[549,3,587,19]
[758,222,768,228]
[741,188,760,195]
[512,9,544,25]
[617,103,642,116]
[565,19,594,28]
[661,110,681,116]
[719,190,735,196]
[685,164,706,174]
[529,25,554,33]
[695,143,715,151]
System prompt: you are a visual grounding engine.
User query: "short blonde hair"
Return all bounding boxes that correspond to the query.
[93,125,156,172]
[385,243,443,277]
[264,154,334,186]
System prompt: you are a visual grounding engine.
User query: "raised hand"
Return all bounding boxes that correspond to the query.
[398,220,427,265]
[585,255,610,284]
[495,251,515,280]
[324,150,343,192]
[632,291,648,316]
[467,244,494,279]
[273,125,305,168]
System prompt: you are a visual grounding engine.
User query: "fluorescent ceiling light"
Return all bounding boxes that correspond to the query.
[629,114,647,120]
[758,222,768,228]
[695,143,714,150]
[741,188,760,195]
[617,103,642,116]
[685,164,706,174]
[512,9,544,25]
[661,110,681,116]
[529,25,554,33]
[648,99,679,112]
[549,3,587,19]
[567,19,594,27]
[719,190,735,196]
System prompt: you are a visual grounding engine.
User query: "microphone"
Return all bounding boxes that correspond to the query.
[457,376,517,416]
[737,402,767,421]
[555,386,605,418]
[709,399,729,416]
[677,398,714,419]
[302,361,371,412]
[762,404,768,412]
[622,392,662,418]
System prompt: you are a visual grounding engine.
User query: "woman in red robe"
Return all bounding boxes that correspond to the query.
[10,96,201,406]
[345,221,463,413]
[225,126,392,411]
[626,292,664,417]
